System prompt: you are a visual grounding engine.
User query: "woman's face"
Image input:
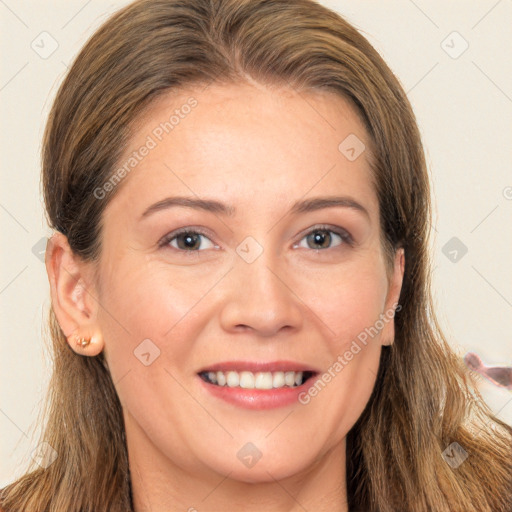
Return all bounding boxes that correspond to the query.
[85,82,404,482]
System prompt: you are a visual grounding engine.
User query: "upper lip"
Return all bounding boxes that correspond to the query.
[197,360,320,374]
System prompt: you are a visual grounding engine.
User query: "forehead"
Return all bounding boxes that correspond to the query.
[104,82,378,222]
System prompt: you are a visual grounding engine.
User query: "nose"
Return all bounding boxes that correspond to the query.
[219,251,304,337]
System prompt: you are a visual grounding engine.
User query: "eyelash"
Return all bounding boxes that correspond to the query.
[158,225,354,252]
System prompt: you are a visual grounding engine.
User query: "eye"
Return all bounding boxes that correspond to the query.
[159,228,217,251]
[159,225,353,253]
[294,226,353,250]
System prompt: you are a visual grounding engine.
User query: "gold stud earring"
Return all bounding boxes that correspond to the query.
[75,335,91,348]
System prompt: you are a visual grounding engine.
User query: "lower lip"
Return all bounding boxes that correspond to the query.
[197,375,318,410]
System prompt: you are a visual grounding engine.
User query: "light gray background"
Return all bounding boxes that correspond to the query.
[1,0,511,488]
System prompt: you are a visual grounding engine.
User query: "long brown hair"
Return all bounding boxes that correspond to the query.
[2,1,511,510]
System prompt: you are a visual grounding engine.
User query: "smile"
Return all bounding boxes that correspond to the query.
[199,370,316,389]
[196,363,320,410]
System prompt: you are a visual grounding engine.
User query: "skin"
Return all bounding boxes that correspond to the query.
[46,81,404,512]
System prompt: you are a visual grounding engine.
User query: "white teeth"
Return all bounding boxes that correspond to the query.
[216,371,226,386]
[272,371,285,388]
[204,370,307,389]
[254,372,273,389]
[226,371,240,387]
[284,371,296,387]
[239,371,255,389]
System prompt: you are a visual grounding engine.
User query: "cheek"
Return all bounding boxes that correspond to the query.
[95,258,213,385]
[295,257,388,348]
[293,260,388,434]
[99,248,224,328]
[95,246,242,395]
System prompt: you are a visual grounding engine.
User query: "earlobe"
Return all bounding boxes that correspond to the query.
[67,332,103,356]
[45,232,104,356]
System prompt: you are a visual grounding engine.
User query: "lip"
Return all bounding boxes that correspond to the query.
[196,361,321,410]
[197,360,320,373]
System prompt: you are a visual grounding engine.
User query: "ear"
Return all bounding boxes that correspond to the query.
[45,232,104,356]
[380,247,405,347]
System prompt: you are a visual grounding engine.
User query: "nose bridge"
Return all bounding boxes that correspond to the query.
[219,241,303,335]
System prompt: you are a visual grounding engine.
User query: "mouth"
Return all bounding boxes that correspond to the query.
[196,361,321,410]
[198,369,317,389]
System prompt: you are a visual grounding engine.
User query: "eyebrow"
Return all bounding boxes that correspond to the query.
[140,195,370,220]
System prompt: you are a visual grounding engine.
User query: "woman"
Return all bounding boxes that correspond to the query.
[1,0,511,510]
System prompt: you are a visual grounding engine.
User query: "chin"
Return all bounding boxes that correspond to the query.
[206,453,311,484]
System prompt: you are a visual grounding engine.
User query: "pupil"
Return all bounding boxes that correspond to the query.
[309,230,330,249]
[179,233,200,250]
